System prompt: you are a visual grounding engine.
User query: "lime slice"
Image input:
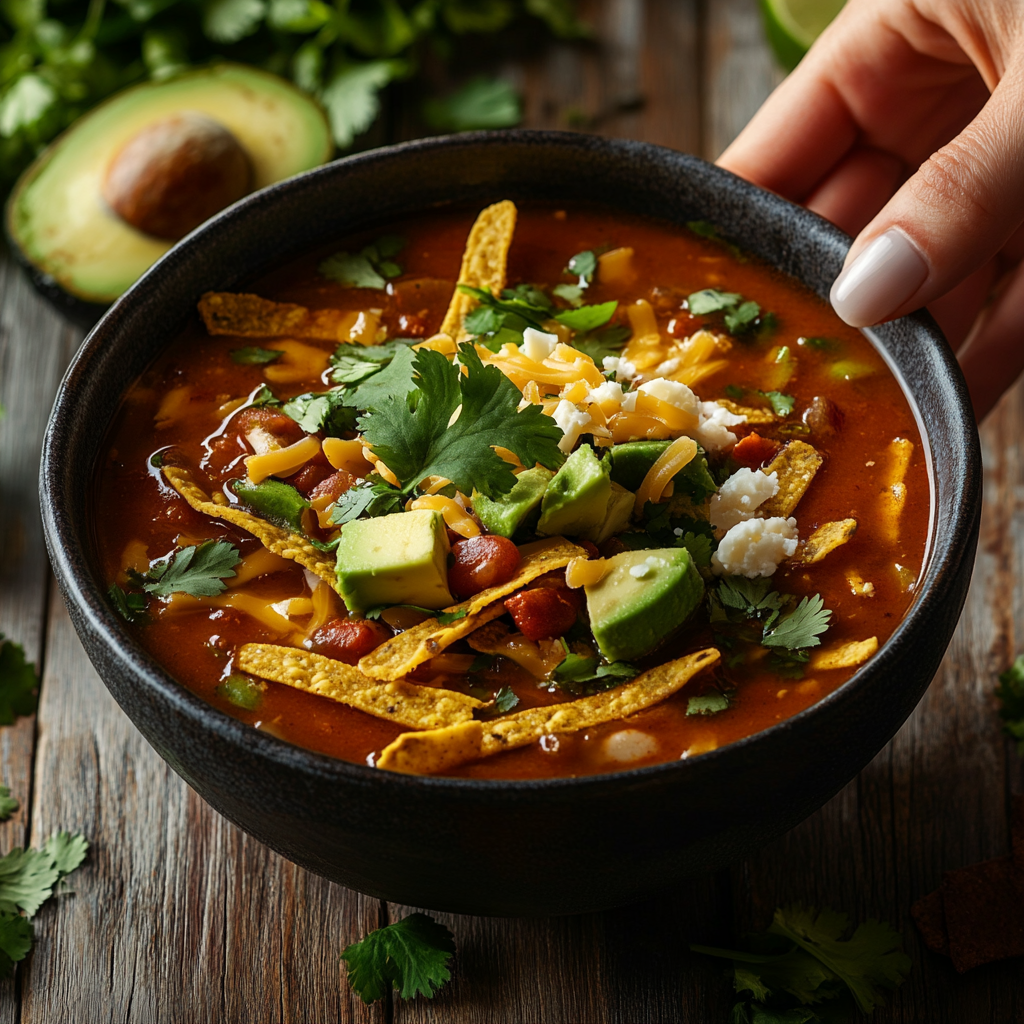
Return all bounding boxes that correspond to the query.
[760,0,846,71]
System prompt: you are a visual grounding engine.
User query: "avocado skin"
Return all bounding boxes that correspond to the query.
[606,441,718,502]
[474,467,554,538]
[585,548,704,662]
[5,247,107,329]
[537,445,611,538]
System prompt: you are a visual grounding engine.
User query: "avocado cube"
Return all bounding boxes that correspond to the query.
[585,548,703,662]
[606,440,717,503]
[335,509,453,614]
[583,482,634,544]
[473,467,554,538]
[537,445,611,538]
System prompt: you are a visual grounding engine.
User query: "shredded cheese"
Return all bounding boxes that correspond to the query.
[565,556,609,588]
[261,339,331,385]
[322,436,373,476]
[408,494,481,538]
[246,434,321,485]
[634,435,698,513]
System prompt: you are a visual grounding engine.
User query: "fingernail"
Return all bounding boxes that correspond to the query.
[830,228,928,327]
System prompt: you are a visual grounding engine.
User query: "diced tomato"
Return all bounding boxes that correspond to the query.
[289,459,334,495]
[308,470,357,504]
[233,406,304,447]
[505,586,582,641]
[309,617,390,664]
[732,432,782,470]
[449,536,522,598]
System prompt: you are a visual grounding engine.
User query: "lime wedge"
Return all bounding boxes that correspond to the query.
[760,0,846,71]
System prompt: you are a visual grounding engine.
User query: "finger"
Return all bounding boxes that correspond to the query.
[805,147,906,235]
[957,261,1024,420]
[830,55,1024,327]
[927,259,998,351]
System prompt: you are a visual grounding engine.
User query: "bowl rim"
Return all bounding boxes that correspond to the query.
[41,128,980,797]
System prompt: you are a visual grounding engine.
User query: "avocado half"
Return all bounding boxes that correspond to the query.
[6,64,333,326]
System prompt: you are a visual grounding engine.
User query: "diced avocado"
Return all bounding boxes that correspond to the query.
[473,467,554,538]
[585,548,704,662]
[537,444,611,538]
[336,509,453,614]
[605,441,717,503]
[583,482,634,544]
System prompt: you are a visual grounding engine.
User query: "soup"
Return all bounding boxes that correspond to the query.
[93,202,929,779]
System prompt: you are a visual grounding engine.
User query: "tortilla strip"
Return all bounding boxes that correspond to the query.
[759,440,823,518]
[879,437,914,544]
[358,536,587,681]
[199,291,348,341]
[438,200,517,340]
[718,399,776,425]
[162,465,340,591]
[377,648,721,774]
[810,637,878,670]
[237,644,484,729]
[800,519,857,564]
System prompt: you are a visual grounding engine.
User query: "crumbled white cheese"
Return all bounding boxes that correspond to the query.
[637,377,700,417]
[553,399,592,453]
[656,357,681,376]
[695,400,746,451]
[620,389,638,412]
[711,517,799,577]
[521,327,559,362]
[602,729,659,763]
[629,563,650,578]
[709,468,779,532]
[587,380,625,407]
[602,355,638,382]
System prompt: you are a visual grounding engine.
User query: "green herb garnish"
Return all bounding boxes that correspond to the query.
[319,235,406,289]
[0,636,38,725]
[329,478,404,525]
[281,388,357,436]
[230,346,284,365]
[128,540,240,599]
[996,655,1024,753]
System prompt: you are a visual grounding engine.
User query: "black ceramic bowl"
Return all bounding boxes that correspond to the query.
[40,132,980,916]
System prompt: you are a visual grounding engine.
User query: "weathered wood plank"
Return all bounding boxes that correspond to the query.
[21,583,386,1023]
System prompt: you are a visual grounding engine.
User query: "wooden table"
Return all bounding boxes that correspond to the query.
[1,1,1021,1019]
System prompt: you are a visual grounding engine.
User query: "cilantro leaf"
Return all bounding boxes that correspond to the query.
[0,788,18,822]
[492,685,519,713]
[329,478,404,525]
[464,305,505,334]
[359,344,564,498]
[688,289,769,336]
[436,609,468,626]
[108,584,151,625]
[725,300,762,333]
[502,284,554,309]
[0,910,32,978]
[553,652,637,695]
[763,391,795,416]
[319,235,406,289]
[230,479,309,533]
[688,289,741,315]
[43,831,88,879]
[761,595,831,651]
[345,345,419,414]
[996,655,1024,753]
[423,76,520,130]
[0,848,58,917]
[0,636,37,725]
[718,578,785,622]
[281,389,357,436]
[330,338,417,385]
[677,531,713,569]
[572,323,631,363]
[566,249,597,282]
[136,540,240,598]
[341,912,455,1003]
[553,300,617,332]
[250,384,281,407]
[231,346,283,365]
[686,690,731,716]
[552,283,584,307]
[321,60,402,150]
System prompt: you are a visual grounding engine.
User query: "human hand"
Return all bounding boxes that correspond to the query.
[718,0,1024,420]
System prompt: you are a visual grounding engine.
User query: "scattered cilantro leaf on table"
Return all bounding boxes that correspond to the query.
[0,636,38,725]
[281,388,357,436]
[0,911,32,978]
[231,346,283,365]
[0,788,17,822]
[130,540,240,598]
[692,905,910,1020]
[996,655,1024,753]
[359,344,564,498]
[341,912,455,1003]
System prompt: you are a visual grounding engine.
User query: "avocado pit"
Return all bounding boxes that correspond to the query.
[102,112,253,241]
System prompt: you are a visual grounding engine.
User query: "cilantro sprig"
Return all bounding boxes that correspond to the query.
[687,288,773,336]
[996,655,1024,753]
[341,912,455,1004]
[692,905,910,1019]
[0,636,38,725]
[280,389,357,436]
[358,343,564,498]
[319,235,406,289]
[128,540,240,598]
[230,346,283,365]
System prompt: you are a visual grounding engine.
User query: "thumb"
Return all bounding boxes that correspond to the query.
[830,55,1024,328]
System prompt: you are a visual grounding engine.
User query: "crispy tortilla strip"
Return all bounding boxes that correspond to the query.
[718,399,776,425]
[199,291,347,341]
[880,437,914,544]
[759,440,823,517]
[237,644,484,729]
[358,536,587,681]
[162,465,339,591]
[800,519,857,564]
[810,637,878,670]
[439,200,517,340]
[377,648,720,774]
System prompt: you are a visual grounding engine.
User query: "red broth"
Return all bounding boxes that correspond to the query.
[92,205,930,779]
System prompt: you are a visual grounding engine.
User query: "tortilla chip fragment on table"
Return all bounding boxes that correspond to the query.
[237,644,485,730]
[377,648,720,774]
[439,200,517,339]
[199,291,348,341]
[162,465,340,591]
[800,519,857,564]
[810,637,878,670]
[941,857,1024,972]
[358,536,586,681]
[758,440,823,517]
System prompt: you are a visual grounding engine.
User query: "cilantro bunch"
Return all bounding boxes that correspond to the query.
[0,0,586,194]
[692,905,911,1021]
